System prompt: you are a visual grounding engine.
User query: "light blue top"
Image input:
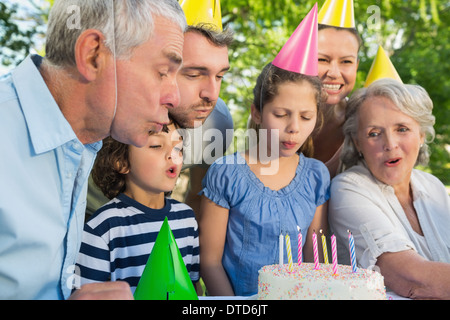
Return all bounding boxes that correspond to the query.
[200,152,330,296]
[0,55,102,299]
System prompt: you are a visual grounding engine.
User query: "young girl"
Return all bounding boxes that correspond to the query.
[199,63,330,296]
[75,122,200,294]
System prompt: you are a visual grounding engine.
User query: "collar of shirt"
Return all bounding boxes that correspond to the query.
[410,170,430,201]
[12,55,101,154]
[357,160,430,201]
[6,55,102,299]
[357,161,450,263]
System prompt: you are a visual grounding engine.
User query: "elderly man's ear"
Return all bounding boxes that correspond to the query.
[75,29,111,82]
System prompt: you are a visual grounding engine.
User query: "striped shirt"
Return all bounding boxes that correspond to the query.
[75,193,199,293]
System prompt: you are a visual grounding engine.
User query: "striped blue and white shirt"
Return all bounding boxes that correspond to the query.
[75,193,199,293]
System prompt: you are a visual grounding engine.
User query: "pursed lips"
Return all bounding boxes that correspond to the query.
[148,114,171,133]
[166,165,178,178]
[195,107,213,114]
[282,141,298,149]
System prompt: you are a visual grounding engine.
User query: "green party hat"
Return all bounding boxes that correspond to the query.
[133,217,198,300]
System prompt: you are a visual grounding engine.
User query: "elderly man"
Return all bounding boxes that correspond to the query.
[0,0,186,299]
[86,3,234,220]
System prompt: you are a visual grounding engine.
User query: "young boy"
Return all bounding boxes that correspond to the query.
[75,121,199,293]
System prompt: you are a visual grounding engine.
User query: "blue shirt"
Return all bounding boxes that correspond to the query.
[0,55,102,299]
[200,152,330,296]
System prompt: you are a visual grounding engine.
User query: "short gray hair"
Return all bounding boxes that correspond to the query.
[45,0,186,68]
[341,78,435,168]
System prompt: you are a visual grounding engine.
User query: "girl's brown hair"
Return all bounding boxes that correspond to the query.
[252,63,326,157]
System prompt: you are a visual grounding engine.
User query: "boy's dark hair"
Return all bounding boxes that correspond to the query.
[92,121,180,200]
[92,137,129,200]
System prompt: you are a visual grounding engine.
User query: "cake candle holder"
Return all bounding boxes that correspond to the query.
[297,226,302,265]
[320,229,329,264]
[312,231,320,270]
[348,230,357,273]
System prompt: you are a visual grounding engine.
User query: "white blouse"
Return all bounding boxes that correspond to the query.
[329,162,450,269]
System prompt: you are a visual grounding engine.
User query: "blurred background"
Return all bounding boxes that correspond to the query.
[1,0,448,188]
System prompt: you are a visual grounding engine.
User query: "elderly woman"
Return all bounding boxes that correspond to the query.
[329,78,450,299]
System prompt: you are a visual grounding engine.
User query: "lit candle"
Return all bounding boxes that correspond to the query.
[312,230,320,270]
[279,233,284,266]
[331,234,338,275]
[320,229,329,264]
[297,226,302,265]
[285,234,293,272]
[348,230,357,273]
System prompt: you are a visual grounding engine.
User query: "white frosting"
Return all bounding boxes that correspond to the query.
[258,263,386,300]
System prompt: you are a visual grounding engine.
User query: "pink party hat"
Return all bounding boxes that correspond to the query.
[272,3,318,76]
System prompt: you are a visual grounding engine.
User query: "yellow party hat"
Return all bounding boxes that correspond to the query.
[364,46,402,87]
[179,0,223,31]
[318,0,355,28]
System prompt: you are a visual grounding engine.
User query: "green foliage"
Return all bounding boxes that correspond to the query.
[1,0,448,183]
[0,2,35,66]
[219,0,449,184]
[354,0,450,184]
[0,1,49,66]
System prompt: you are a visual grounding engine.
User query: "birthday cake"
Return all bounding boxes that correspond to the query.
[257,263,386,300]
